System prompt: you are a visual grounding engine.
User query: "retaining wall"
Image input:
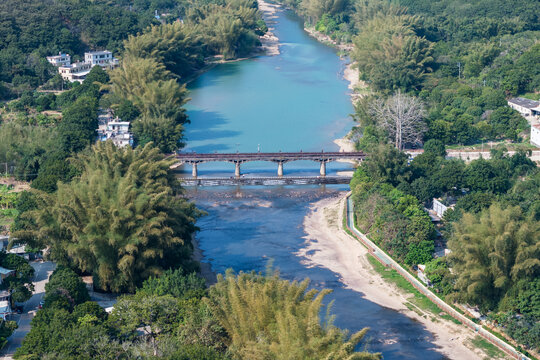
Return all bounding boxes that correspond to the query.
[344,194,528,360]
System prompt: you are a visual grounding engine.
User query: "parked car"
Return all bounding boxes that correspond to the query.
[38,300,44,309]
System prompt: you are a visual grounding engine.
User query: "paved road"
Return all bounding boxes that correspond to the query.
[0,261,55,359]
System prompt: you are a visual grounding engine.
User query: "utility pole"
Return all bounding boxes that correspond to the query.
[458,62,461,79]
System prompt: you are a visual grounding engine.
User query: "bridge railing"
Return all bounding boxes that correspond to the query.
[174,151,365,177]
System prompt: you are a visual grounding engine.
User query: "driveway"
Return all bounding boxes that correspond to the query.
[0,261,55,359]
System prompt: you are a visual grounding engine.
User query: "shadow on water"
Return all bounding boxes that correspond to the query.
[190,61,244,89]
[188,187,449,359]
[183,109,242,153]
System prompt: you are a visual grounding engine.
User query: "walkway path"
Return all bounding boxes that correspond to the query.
[0,261,55,360]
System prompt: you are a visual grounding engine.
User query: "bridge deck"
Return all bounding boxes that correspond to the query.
[175,151,365,163]
[180,176,352,186]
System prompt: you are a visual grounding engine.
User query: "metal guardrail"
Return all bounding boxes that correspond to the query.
[345,194,529,360]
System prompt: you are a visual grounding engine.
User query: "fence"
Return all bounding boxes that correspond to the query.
[344,193,529,360]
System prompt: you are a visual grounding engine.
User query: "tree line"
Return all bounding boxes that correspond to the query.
[105,0,266,152]
[349,141,539,353]
[283,0,538,149]
[14,265,381,359]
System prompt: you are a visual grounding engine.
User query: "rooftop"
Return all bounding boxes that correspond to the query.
[508,97,540,109]
[0,267,14,275]
[86,50,112,56]
[108,121,130,126]
[47,53,69,59]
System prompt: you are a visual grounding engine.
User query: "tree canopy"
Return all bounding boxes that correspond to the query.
[15,142,201,293]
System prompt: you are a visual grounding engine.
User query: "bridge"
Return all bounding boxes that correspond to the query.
[174,151,366,177]
[181,176,352,186]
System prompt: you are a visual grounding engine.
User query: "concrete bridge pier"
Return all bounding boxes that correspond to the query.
[192,163,198,177]
[319,161,326,176]
[235,162,241,178]
[277,161,284,177]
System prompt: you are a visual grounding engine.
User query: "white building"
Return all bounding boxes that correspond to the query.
[432,198,455,218]
[84,51,119,69]
[46,52,71,67]
[507,97,540,118]
[105,121,133,148]
[97,111,133,148]
[49,50,118,83]
[531,124,540,148]
[58,61,92,82]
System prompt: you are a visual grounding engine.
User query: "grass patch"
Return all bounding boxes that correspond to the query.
[366,254,442,315]
[441,313,462,325]
[469,336,506,359]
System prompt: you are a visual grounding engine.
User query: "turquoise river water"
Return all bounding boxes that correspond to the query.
[181,5,449,359]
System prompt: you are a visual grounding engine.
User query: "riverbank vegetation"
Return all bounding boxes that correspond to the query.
[13,142,201,293]
[284,0,539,148]
[1,0,266,180]
[14,267,381,359]
[349,142,540,353]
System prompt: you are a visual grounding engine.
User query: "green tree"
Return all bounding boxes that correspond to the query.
[112,294,181,356]
[44,267,90,309]
[15,142,201,293]
[206,269,381,359]
[448,204,540,311]
[57,96,98,154]
[352,14,433,91]
[138,268,206,300]
[361,144,410,186]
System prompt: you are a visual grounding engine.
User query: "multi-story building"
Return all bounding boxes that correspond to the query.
[58,61,93,82]
[84,51,119,69]
[105,121,133,148]
[46,52,71,67]
[48,50,118,83]
[97,109,133,148]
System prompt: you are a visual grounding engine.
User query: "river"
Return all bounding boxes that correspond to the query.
[181,4,448,359]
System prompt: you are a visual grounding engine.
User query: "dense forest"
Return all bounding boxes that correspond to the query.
[284,0,539,148]
[0,0,266,188]
[350,143,540,353]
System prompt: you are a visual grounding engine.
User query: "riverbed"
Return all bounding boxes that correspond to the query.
[182,3,458,359]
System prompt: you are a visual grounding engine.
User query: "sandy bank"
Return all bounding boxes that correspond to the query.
[258,0,280,56]
[298,194,504,360]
